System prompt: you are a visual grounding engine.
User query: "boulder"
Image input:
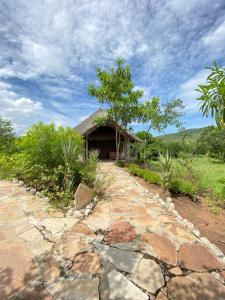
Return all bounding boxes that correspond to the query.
[74,183,93,209]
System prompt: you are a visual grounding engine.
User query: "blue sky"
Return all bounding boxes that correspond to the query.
[0,0,225,135]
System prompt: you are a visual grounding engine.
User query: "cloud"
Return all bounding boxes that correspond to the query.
[0,0,224,133]
[178,69,210,111]
[0,81,73,133]
[203,20,225,56]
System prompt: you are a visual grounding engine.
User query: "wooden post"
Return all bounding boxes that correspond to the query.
[85,136,88,160]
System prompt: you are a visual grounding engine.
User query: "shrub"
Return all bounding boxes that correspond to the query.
[116,160,126,168]
[170,179,197,201]
[127,163,160,185]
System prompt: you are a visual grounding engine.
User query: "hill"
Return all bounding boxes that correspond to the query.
[156,127,209,143]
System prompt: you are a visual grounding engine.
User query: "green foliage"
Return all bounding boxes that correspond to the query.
[88,58,143,161]
[116,160,126,168]
[196,61,225,128]
[127,163,161,184]
[170,179,197,200]
[159,152,172,190]
[138,97,184,167]
[0,117,15,154]
[196,126,225,161]
[18,122,83,169]
[0,122,99,209]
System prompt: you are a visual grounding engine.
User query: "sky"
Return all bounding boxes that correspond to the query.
[0,0,225,135]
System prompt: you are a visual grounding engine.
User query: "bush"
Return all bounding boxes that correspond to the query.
[170,179,197,200]
[127,163,160,185]
[116,160,126,168]
[0,122,97,209]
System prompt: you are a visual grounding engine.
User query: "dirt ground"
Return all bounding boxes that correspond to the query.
[133,175,225,254]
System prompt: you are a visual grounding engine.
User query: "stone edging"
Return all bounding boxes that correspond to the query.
[119,165,225,266]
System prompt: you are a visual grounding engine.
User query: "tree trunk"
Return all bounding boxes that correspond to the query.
[116,126,121,162]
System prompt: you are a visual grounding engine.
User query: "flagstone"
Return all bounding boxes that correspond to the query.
[156,292,168,300]
[140,232,177,265]
[178,243,223,271]
[107,270,148,300]
[46,278,99,300]
[0,242,37,298]
[105,222,136,245]
[72,252,100,275]
[95,242,143,273]
[167,273,225,300]
[133,258,164,294]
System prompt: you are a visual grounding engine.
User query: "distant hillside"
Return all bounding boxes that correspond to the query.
[157,127,209,143]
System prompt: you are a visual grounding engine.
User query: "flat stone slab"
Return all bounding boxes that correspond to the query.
[178,243,223,271]
[46,278,99,300]
[140,232,177,266]
[167,272,225,300]
[133,258,164,294]
[72,252,101,275]
[0,242,37,298]
[105,222,136,244]
[95,242,143,273]
[108,270,148,300]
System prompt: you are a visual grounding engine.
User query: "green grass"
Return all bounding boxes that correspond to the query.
[148,156,225,202]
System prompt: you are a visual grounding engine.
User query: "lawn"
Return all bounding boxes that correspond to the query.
[148,156,225,202]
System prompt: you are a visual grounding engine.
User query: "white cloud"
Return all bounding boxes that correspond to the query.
[203,20,225,55]
[0,81,73,133]
[178,69,210,111]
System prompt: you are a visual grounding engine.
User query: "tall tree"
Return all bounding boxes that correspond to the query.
[196,61,225,128]
[88,58,143,161]
[139,97,184,168]
[0,117,15,153]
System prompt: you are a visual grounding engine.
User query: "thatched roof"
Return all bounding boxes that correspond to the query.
[75,108,141,142]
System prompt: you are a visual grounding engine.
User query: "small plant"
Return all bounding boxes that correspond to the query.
[159,151,172,190]
[127,163,160,185]
[116,160,126,168]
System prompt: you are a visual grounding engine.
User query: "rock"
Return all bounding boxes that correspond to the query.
[84,208,91,215]
[200,236,211,247]
[133,258,164,294]
[192,229,200,237]
[178,243,223,271]
[26,187,31,191]
[72,252,100,275]
[0,242,37,298]
[156,291,168,300]
[210,244,224,257]
[30,188,37,195]
[211,271,225,284]
[105,222,136,245]
[167,272,225,300]
[55,223,95,261]
[73,210,83,218]
[74,183,93,209]
[168,203,174,212]
[46,278,99,300]
[111,240,139,251]
[39,218,78,236]
[94,243,143,273]
[169,266,183,276]
[99,259,115,300]
[107,270,148,300]
[166,197,172,203]
[18,180,24,186]
[140,232,177,266]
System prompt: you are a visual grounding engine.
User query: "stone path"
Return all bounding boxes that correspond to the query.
[1,163,225,299]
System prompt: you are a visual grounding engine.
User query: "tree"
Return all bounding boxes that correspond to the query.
[196,126,225,162]
[139,97,184,167]
[0,117,15,153]
[88,58,143,161]
[196,61,225,128]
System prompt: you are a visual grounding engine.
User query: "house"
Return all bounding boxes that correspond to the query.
[75,108,141,160]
